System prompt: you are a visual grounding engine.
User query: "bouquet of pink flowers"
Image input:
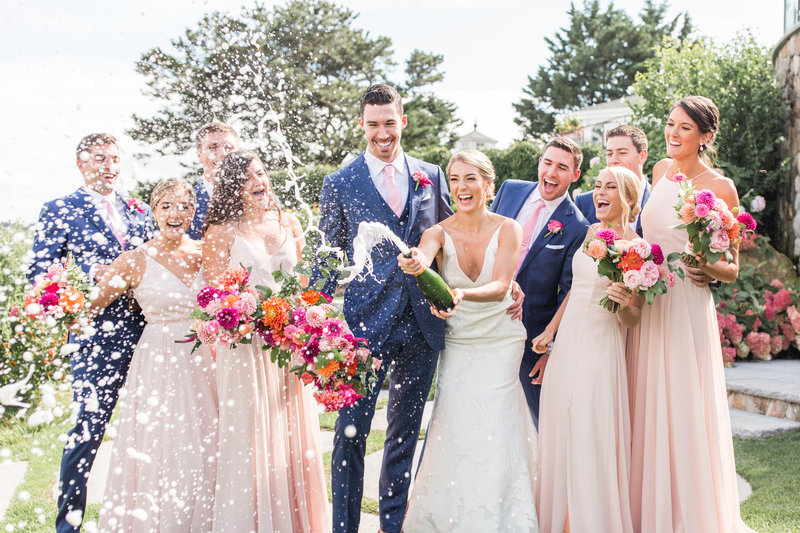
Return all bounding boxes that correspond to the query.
[24,254,92,329]
[256,268,380,412]
[585,229,681,312]
[186,264,260,350]
[670,172,757,267]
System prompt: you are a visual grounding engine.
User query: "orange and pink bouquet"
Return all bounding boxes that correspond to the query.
[670,172,757,267]
[584,229,681,312]
[24,254,92,329]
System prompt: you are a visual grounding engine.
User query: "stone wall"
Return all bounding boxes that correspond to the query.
[774,25,800,261]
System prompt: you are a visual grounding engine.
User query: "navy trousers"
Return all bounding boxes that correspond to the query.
[56,339,136,533]
[331,306,438,533]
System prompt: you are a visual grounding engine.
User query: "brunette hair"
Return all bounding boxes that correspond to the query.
[605,125,648,153]
[600,166,642,224]
[671,96,720,165]
[544,136,583,172]
[76,133,118,160]
[149,177,196,209]
[195,121,239,150]
[447,149,497,199]
[202,151,281,235]
[359,84,403,117]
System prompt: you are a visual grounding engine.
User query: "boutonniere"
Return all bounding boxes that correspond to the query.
[127,198,146,214]
[412,171,433,191]
[545,219,563,237]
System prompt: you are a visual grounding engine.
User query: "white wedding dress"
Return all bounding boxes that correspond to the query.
[404,227,539,533]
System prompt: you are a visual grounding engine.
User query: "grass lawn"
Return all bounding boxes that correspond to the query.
[734,432,800,532]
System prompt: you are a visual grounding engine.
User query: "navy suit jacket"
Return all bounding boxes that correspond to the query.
[187,182,211,240]
[312,152,453,352]
[491,179,589,361]
[28,188,154,346]
[575,179,651,236]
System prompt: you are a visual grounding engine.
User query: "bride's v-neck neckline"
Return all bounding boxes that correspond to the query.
[442,225,502,284]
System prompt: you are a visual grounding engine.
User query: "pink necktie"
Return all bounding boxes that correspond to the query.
[384,164,403,217]
[515,198,545,278]
[104,197,127,248]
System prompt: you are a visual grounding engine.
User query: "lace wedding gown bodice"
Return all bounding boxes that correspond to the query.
[404,226,539,533]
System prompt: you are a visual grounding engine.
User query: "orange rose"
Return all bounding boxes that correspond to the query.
[58,288,85,313]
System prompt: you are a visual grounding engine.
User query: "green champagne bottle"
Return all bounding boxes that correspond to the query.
[403,252,455,311]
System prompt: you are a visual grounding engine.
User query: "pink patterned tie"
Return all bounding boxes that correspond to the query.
[515,198,545,278]
[104,197,127,248]
[384,164,403,217]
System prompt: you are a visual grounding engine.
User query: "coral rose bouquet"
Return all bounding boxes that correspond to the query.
[670,172,757,267]
[584,228,681,312]
[24,253,93,331]
[256,265,380,412]
[185,264,260,351]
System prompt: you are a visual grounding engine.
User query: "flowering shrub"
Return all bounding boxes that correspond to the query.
[714,233,800,365]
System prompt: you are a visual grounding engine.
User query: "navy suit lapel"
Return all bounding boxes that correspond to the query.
[519,197,573,273]
[508,182,536,219]
[405,155,423,241]
[635,181,651,236]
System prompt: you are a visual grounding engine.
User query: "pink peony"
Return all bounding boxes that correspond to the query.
[737,212,757,231]
[705,210,722,231]
[695,189,717,208]
[694,203,710,218]
[216,307,241,330]
[709,230,730,253]
[638,261,660,288]
[629,238,652,259]
[586,239,608,260]
[622,269,641,290]
[594,228,618,245]
[650,243,664,265]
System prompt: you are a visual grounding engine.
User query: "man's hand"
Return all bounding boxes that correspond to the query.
[530,353,550,385]
[506,280,524,320]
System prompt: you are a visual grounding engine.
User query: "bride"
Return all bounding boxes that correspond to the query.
[202,150,330,532]
[399,150,539,532]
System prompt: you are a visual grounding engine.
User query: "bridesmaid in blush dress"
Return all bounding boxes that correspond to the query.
[630,96,755,532]
[531,166,643,533]
[95,178,218,532]
[202,151,329,533]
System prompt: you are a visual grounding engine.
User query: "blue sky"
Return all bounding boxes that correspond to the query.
[0,0,784,222]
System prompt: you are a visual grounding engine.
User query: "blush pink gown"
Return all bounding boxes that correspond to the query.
[212,235,330,533]
[630,175,755,533]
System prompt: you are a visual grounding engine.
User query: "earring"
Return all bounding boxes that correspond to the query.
[699,144,705,152]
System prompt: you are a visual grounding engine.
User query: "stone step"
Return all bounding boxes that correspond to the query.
[729,407,800,440]
[725,360,800,421]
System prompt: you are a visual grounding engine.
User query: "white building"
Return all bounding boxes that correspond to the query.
[455,122,498,151]
[563,95,642,146]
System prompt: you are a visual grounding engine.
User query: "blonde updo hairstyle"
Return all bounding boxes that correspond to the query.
[446,149,497,202]
[599,166,641,224]
[150,177,196,209]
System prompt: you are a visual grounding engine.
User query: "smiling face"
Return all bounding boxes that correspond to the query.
[448,160,490,213]
[153,188,195,240]
[537,146,581,201]
[242,158,271,212]
[197,131,239,183]
[605,135,646,179]
[359,103,407,162]
[77,143,120,196]
[665,105,711,160]
[593,169,624,224]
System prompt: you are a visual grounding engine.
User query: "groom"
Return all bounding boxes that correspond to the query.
[28,133,153,532]
[313,84,452,533]
[491,136,589,426]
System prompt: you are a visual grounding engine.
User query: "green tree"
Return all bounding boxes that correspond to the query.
[631,33,789,247]
[129,1,457,169]
[514,0,692,137]
[400,50,462,151]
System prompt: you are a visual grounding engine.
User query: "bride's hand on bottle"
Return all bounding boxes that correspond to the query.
[397,248,427,275]
[430,288,463,319]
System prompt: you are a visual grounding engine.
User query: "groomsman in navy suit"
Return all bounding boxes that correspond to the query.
[186,121,239,239]
[491,137,589,426]
[313,84,452,533]
[574,125,651,236]
[28,133,153,533]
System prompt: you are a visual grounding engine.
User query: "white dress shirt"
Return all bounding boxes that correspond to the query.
[84,186,128,235]
[515,187,568,242]
[364,150,409,210]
